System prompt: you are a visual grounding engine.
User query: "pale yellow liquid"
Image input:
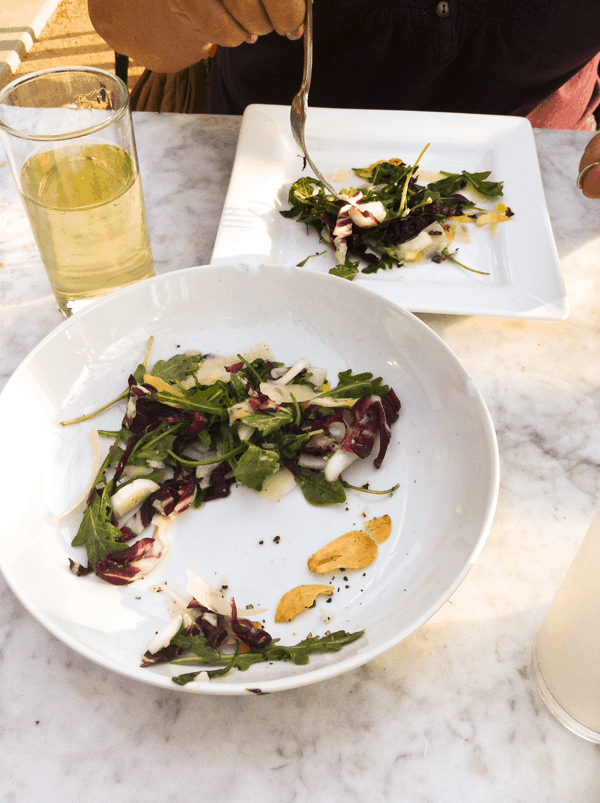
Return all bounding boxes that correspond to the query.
[534,510,600,733]
[20,142,154,316]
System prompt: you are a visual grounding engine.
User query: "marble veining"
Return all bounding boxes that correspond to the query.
[1,118,600,803]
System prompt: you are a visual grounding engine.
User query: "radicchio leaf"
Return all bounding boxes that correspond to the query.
[95,537,157,585]
[68,558,93,577]
[230,599,272,649]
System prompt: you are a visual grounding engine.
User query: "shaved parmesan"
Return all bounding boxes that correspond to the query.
[313,397,358,408]
[272,357,311,386]
[195,343,273,386]
[186,569,232,616]
[146,613,183,654]
[51,428,101,522]
[259,382,317,404]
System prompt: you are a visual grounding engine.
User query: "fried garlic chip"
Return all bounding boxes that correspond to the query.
[363,514,392,544]
[308,530,378,574]
[275,585,334,623]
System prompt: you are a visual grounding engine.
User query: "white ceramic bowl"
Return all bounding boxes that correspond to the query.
[0,264,499,694]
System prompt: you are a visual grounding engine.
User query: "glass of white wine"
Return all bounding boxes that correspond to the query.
[0,67,154,317]
[530,507,600,743]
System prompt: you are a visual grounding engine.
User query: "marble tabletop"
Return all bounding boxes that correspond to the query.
[1,113,599,802]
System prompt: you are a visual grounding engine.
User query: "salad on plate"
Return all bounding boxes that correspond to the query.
[62,340,401,683]
[281,147,514,280]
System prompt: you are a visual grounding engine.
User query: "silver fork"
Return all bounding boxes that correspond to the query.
[290,1,338,196]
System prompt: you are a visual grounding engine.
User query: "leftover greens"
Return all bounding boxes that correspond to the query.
[281,152,514,280]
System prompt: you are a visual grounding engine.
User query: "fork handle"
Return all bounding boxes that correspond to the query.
[302,0,313,94]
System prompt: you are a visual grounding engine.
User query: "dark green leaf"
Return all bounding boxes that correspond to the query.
[425,173,466,196]
[152,386,226,418]
[71,485,128,565]
[297,251,327,267]
[428,170,503,199]
[169,630,365,684]
[319,369,389,400]
[243,408,293,436]
[171,633,223,664]
[273,431,314,460]
[228,372,248,404]
[233,443,279,491]
[295,469,346,506]
[150,353,203,383]
[461,170,504,198]
[329,262,359,281]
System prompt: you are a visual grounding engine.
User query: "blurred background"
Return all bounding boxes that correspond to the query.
[0,0,144,91]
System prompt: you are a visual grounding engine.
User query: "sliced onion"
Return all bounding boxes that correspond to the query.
[272,358,310,386]
[324,449,360,482]
[298,454,327,470]
[111,478,160,519]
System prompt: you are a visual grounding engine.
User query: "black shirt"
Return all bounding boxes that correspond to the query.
[208,0,600,125]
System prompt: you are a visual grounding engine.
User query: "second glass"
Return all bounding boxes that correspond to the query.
[530,507,600,743]
[0,67,154,317]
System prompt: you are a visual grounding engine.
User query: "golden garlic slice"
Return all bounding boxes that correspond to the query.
[364,514,392,544]
[307,530,378,574]
[275,585,334,623]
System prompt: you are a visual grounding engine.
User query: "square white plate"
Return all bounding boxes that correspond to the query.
[211,105,567,320]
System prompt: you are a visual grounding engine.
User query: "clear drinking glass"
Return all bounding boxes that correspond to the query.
[530,507,600,743]
[0,67,154,317]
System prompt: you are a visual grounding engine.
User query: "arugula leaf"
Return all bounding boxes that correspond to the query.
[272,431,314,460]
[170,630,365,685]
[297,251,327,267]
[102,428,130,469]
[228,372,248,404]
[461,170,504,198]
[128,428,179,467]
[329,262,359,281]
[243,408,293,436]
[425,173,466,197]
[132,363,147,384]
[233,443,279,491]
[152,386,226,418]
[150,353,203,383]
[247,358,272,385]
[295,468,346,506]
[71,484,128,565]
[279,206,302,219]
[353,160,411,187]
[428,170,503,199]
[171,633,223,664]
[319,369,389,400]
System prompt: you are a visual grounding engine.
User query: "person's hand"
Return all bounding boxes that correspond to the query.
[173,0,306,47]
[578,132,600,198]
[88,0,306,75]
